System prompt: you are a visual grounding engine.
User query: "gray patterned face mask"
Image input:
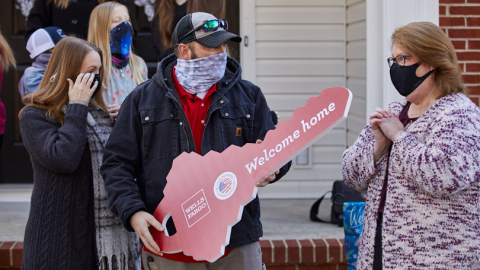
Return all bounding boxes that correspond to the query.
[175,52,227,96]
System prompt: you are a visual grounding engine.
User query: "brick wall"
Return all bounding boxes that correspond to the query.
[0,242,22,269]
[1,239,348,269]
[440,0,480,105]
[260,239,347,270]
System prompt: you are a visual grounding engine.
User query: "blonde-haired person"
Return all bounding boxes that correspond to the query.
[0,31,16,150]
[88,2,148,119]
[25,0,112,42]
[19,36,140,270]
[343,21,480,269]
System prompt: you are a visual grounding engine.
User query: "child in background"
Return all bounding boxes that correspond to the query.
[19,27,66,101]
[0,30,16,150]
[88,2,148,119]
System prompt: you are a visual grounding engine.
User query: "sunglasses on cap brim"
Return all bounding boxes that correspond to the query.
[178,19,228,44]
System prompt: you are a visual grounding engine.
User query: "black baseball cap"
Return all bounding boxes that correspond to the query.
[172,12,242,48]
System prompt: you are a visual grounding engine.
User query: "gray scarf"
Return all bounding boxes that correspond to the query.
[175,52,227,98]
[85,105,140,270]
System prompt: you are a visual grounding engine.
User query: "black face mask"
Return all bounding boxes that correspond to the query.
[389,62,435,97]
[90,73,102,99]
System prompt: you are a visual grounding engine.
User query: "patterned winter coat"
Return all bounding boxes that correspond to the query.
[342,93,480,269]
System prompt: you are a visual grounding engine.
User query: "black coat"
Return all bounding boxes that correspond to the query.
[20,104,97,269]
[25,0,99,42]
[101,54,291,249]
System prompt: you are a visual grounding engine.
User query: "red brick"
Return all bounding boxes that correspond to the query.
[299,265,337,270]
[440,17,465,26]
[440,0,465,2]
[298,265,335,270]
[452,40,466,50]
[467,85,480,94]
[340,239,347,263]
[338,264,349,270]
[260,240,273,264]
[470,96,479,105]
[462,74,480,84]
[325,239,342,263]
[285,240,300,264]
[272,240,286,264]
[11,243,22,267]
[313,239,327,264]
[0,242,15,267]
[459,63,465,72]
[469,40,480,49]
[450,6,480,15]
[298,266,320,270]
[265,266,296,270]
[466,63,480,72]
[449,29,480,38]
[299,239,314,263]
[467,17,480,26]
[440,5,447,15]
[457,51,480,61]
[467,0,480,3]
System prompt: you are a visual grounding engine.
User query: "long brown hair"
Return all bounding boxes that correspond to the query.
[155,0,225,51]
[88,2,145,88]
[21,37,106,125]
[47,0,109,9]
[392,22,466,97]
[0,30,16,71]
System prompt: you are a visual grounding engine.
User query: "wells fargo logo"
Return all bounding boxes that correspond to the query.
[181,189,211,228]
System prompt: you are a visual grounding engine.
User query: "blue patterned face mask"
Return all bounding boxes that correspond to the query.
[110,21,133,68]
[175,52,227,97]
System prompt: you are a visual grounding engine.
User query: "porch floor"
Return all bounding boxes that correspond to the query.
[0,184,344,241]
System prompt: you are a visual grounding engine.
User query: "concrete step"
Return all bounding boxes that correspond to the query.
[0,184,33,202]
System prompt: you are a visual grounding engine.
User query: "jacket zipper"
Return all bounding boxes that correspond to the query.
[201,94,226,151]
[168,92,192,152]
[181,114,190,152]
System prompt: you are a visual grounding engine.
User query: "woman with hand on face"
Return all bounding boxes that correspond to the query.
[342,22,480,269]
[88,2,148,122]
[19,37,140,270]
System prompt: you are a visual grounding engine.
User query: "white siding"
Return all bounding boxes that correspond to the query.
[346,0,366,146]
[241,0,348,198]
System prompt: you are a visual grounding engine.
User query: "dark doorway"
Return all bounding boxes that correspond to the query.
[0,0,32,183]
[0,0,239,183]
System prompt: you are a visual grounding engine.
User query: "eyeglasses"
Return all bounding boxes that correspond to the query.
[178,19,228,44]
[387,55,412,68]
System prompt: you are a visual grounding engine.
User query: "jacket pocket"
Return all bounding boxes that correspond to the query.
[140,107,178,159]
[220,105,255,148]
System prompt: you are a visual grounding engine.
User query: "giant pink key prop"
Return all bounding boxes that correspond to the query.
[151,87,352,262]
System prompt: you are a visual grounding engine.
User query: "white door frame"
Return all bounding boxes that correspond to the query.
[239,0,257,84]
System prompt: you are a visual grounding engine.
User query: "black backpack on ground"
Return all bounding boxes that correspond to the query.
[309,180,365,227]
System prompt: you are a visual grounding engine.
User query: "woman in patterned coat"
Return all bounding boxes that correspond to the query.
[343,22,480,270]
